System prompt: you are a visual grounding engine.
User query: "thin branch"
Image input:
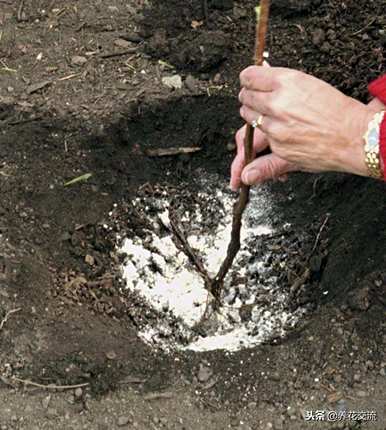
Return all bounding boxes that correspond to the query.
[7,377,89,391]
[168,210,212,287]
[0,308,21,331]
[210,1,271,300]
[309,213,330,257]
[17,0,26,22]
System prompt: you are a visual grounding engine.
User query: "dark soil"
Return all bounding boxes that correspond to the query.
[0,0,385,429]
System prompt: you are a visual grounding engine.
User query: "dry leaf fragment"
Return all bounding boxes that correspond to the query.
[26,80,52,94]
[191,20,203,29]
[114,38,131,48]
[64,173,93,186]
[64,276,87,289]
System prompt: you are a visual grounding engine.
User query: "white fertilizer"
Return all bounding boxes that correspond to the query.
[119,181,302,352]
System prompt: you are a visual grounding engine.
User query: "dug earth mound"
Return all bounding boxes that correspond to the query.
[0,0,385,429]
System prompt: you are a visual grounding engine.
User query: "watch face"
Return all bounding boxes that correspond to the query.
[366,127,379,152]
[365,111,384,153]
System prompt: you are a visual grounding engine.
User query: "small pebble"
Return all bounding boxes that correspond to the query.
[185,75,199,92]
[226,143,236,152]
[197,363,213,383]
[162,75,182,90]
[213,73,222,84]
[71,55,87,66]
[74,387,83,399]
[117,416,131,427]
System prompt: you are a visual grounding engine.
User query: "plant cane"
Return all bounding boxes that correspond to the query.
[210,1,271,300]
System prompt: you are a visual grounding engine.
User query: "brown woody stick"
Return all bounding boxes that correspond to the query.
[210,1,271,299]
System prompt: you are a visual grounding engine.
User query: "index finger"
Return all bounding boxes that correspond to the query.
[240,65,278,92]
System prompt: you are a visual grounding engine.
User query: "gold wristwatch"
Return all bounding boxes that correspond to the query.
[363,111,385,178]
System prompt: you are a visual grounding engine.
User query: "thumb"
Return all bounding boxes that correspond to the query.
[241,153,295,185]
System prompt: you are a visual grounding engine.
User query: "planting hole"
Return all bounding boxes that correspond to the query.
[112,174,309,352]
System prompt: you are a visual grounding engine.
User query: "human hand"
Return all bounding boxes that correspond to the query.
[230,124,296,191]
[234,66,379,187]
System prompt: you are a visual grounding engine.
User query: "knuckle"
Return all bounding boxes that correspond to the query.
[238,88,245,103]
[267,123,286,142]
[266,159,277,179]
[240,66,257,86]
[278,68,299,86]
[270,94,290,119]
[239,70,247,85]
[235,127,244,142]
[236,131,244,150]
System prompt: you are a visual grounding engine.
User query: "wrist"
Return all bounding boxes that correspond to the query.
[337,101,377,177]
[368,98,385,111]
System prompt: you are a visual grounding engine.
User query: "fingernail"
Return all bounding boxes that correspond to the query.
[242,171,252,185]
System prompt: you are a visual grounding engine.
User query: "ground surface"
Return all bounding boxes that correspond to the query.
[0,0,385,429]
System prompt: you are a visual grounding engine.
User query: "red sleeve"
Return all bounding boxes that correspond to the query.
[368,74,386,104]
[368,75,386,180]
[380,116,386,181]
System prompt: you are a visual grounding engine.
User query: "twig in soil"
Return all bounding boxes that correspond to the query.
[352,18,376,36]
[5,377,89,391]
[309,213,330,257]
[7,116,44,126]
[58,73,81,81]
[0,60,17,73]
[99,49,137,59]
[64,173,93,187]
[210,1,271,300]
[144,147,201,157]
[0,308,21,331]
[168,210,212,287]
[17,0,27,22]
[144,391,173,401]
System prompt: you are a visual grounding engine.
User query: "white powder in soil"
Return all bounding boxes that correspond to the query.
[119,180,302,352]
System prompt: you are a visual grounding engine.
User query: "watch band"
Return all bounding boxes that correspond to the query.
[363,110,385,179]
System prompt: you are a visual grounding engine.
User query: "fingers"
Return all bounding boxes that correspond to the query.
[241,153,296,185]
[230,125,268,191]
[240,65,280,92]
[239,88,273,116]
[240,105,274,133]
